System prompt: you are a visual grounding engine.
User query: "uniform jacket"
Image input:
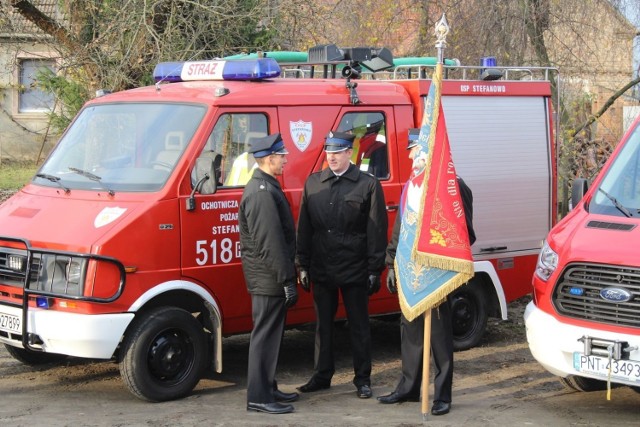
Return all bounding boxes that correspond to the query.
[296,163,387,286]
[239,168,296,296]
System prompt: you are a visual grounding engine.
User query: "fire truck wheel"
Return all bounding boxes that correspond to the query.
[119,306,207,402]
[4,344,65,365]
[450,281,488,351]
[558,375,608,392]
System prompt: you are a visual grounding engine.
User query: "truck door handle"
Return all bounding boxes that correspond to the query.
[386,204,399,211]
[480,246,507,252]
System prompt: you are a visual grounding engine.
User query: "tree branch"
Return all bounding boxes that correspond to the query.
[10,0,82,52]
[572,76,640,138]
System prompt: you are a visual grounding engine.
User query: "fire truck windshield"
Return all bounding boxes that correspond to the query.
[35,102,206,192]
[590,123,640,217]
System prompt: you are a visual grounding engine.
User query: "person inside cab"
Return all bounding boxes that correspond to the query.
[224,134,265,186]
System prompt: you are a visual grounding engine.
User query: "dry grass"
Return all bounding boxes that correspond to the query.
[0,160,38,190]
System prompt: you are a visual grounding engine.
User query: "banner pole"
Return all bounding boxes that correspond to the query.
[420,17,447,421]
[421,309,432,420]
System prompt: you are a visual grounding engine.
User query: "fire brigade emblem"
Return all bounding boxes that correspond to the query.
[94,207,127,228]
[290,120,312,152]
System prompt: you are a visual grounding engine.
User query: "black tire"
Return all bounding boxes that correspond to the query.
[4,344,65,365]
[119,307,207,402]
[450,281,488,351]
[559,375,608,392]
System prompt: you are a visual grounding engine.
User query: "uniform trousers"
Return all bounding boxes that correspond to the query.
[246,294,286,403]
[394,298,453,403]
[311,283,372,387]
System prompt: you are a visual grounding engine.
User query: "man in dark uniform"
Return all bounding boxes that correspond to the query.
[296,131,388,399]
[239,133,299,415]
[377,129,476,416]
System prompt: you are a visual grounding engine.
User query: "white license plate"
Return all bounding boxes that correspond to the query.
[0,311,21,334]
[573,352,640,383]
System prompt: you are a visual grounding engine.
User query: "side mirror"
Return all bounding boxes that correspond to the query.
[570,178,589,211]
[195,156,218,195]
[186,156,218,211]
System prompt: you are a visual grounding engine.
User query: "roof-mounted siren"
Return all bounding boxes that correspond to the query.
[308,44,345,62]
[307,44,394,79]
[341,47,394,79]
[479,56,503,81]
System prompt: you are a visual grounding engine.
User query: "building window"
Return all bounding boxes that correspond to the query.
[18,59,56,113]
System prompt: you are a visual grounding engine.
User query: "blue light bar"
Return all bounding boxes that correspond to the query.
[153,58,281,83]
[153,62,185,83]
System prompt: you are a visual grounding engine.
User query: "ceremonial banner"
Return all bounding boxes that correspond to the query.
[396,62,474,321]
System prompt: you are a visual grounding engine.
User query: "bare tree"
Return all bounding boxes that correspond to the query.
[8,0,274,93]
[272,0,428,56]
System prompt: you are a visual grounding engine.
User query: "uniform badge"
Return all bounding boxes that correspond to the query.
[94,206,127,228]
[290,120,312,152]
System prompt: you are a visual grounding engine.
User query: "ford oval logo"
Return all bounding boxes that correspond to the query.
[599,287,632,303]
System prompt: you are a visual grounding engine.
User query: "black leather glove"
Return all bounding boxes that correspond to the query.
[298,269,310,292]
[284,281,298,308]
[367,274,381,296]
[386,268,397,294]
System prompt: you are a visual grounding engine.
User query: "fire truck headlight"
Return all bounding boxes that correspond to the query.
[535,241,558,282]
[66,259,84,285]
[36,254,87,296]
[7,254,26,272]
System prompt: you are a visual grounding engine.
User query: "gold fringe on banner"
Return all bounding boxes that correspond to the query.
[395,261,473,322]
[412,252,475,276]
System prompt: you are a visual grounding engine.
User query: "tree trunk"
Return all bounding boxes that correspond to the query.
[521,0,558,105]
[417,0,430,55]
[10,0,100,88]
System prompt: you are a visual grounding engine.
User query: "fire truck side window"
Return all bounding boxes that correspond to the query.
[194,113,268,187]
[337,112,389,180]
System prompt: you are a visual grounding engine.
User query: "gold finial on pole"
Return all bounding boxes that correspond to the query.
[434,13,449,64]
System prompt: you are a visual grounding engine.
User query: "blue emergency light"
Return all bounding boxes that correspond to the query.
[36,296,53,309]
[569,287,585,296]
[153,58,281,83]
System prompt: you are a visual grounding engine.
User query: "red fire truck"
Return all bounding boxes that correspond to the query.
[0,47,557,401]
[525,113,640,393]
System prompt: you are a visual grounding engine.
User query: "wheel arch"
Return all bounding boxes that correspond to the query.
[472,260,508,320]
[122,280,223,373]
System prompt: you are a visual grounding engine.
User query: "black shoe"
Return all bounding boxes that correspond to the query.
[431,401,451,416]
[274,389,299,403]
[297,378,330,393]
[247,402,294,414]
[356,384,372,399]
[377,391,420,404]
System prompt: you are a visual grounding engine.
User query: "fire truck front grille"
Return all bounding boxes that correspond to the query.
[553,263,640,328]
